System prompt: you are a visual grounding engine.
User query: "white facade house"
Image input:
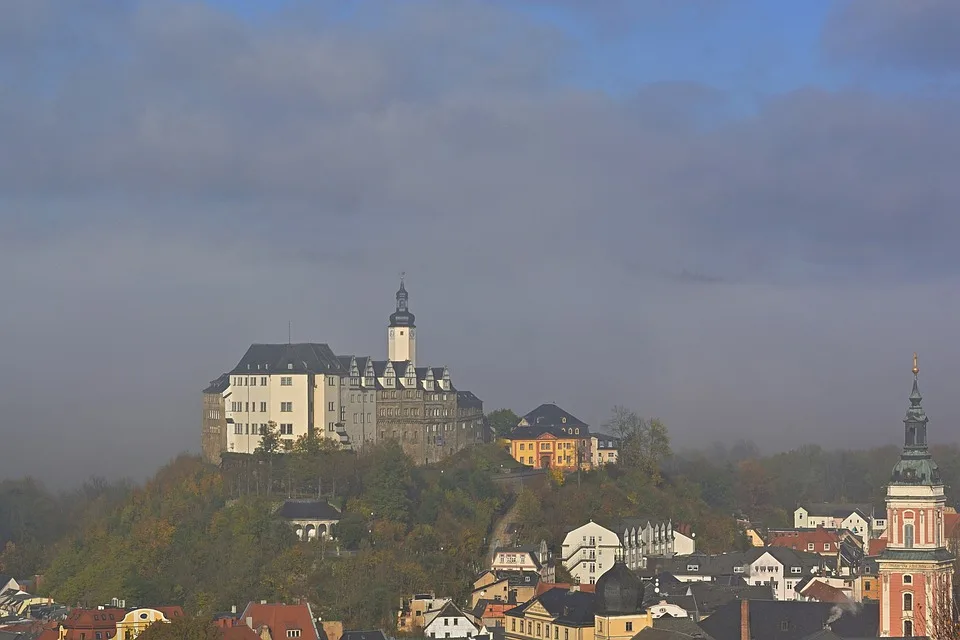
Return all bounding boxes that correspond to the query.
[423,602,484,639]
[616,519,696,570]
[223,343,360,454]
[561,522,622,584]
[590,434,619,467]
[491,540,553,581]
[794,503,885,547]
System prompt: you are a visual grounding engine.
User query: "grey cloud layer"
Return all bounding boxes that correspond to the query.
[823,0,960,72]
[1,0,959,485]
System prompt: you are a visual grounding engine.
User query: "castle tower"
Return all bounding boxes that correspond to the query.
[387,274,416,364]
[877,354,954,637]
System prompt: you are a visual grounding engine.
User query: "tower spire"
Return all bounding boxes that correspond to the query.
[890,353,939,485]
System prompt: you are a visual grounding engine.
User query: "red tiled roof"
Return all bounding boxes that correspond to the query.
[222,625,262,640]
[800,580,852,604]
[154,606,185,619]
[945,512,960,538]
[239,603,319,640]
[61,608,125,639]
[767,527,843,552]
[869,538,888,554]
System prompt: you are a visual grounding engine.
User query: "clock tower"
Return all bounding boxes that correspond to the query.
[877,354,954,637]
[388,274,416,364]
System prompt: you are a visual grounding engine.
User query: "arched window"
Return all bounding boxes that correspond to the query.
[904,620,913,637]
[904,523,915,548]
[903,592,913,611]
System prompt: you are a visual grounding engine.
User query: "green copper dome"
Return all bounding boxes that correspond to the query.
[890,371,942,486]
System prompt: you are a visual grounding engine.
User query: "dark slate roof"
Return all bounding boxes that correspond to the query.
[276,500,341,520]
[232,343,346,375]
[596,562,643,615]
[341,631,388,640]
[684,582,775,616]
[506,587,596,626]
[519,404,589,429]
[495,570,540,587]
[203,373,230,394]
[878,548,955,562]
[593,433,619,449]
[799,503,877,519]
[698,600,879,640]
[458,391,483,409]
[509,424,588,440]
[634,617,715,640]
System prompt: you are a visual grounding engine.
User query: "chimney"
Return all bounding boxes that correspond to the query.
[261,600,267,605]
[231,605,237,614]
[569,585,580,593]
[740,599,750,640]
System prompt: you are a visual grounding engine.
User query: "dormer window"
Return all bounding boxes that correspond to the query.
[287,631,302,638]
[687,564,699,572]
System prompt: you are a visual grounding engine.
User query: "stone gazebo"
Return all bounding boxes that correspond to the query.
[277,499,341,541]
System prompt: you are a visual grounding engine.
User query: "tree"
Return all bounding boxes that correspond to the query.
[255,421,282,495]
[486,408,520,439]
[603,407,671,481]
[136,617,221,640]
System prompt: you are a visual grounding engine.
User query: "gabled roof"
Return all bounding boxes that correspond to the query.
[239,603,320,640]
[519,404,588,429]
[276,500,341,520]
[424,602,474,630]
[506,588,596,626]
[797,580,851,604]
[232,343,346,375]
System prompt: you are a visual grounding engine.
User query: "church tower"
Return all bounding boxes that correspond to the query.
[387,274,416,364]
[877,354,954,637]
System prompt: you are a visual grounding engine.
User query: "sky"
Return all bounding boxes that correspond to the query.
[3,0,960,487]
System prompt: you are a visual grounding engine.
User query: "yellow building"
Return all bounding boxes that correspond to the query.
[508,404,591,470]
[115,607,183,640]
[505,586,595,640]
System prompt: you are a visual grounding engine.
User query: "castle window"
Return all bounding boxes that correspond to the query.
[281,402,293,412]
[903,592,913,611]
[904,524,915,548]
[626,622,633,632]
[903,574,913,584]
[281,376,293,386]
[904,620,913,637]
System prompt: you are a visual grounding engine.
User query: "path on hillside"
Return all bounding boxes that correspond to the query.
[487,497,522,566]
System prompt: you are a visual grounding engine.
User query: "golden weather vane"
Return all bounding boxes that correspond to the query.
[913,352,919,377]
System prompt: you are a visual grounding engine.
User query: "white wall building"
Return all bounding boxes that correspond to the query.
[223,343,360,454]
[423,602,484,639]
[616,519,696,570]
[794,503,885,547]
[590,433,619,467]
[561,521,622,585]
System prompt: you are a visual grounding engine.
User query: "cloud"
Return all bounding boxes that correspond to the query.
[822,0,960,72]
[1,0,959,485]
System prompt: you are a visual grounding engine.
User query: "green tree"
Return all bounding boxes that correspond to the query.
[486,408,520,439]
[361,442,414,524]
[136,616,221,640]
[255,421,282,495]
[603,407,671,481]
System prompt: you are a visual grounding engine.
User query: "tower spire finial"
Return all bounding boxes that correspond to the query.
[913,352,919,377]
